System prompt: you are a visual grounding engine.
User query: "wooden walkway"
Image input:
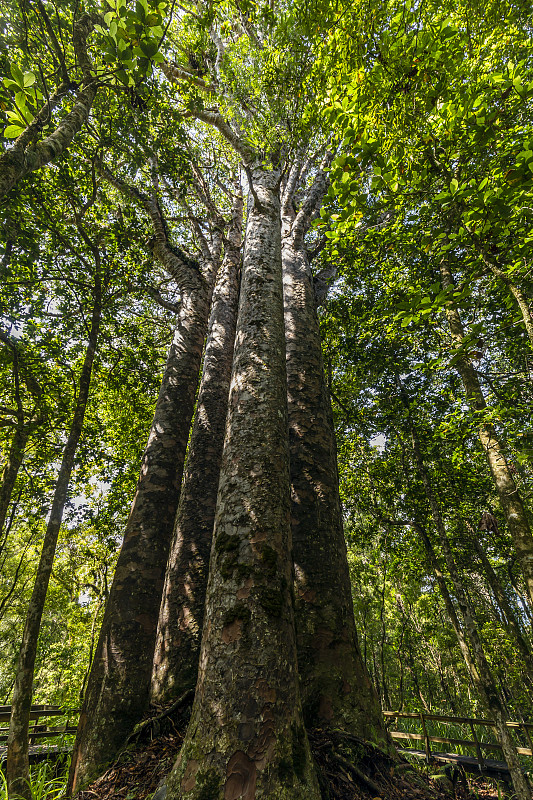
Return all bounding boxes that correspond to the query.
[385,710,533,779]
[0,705,78,764]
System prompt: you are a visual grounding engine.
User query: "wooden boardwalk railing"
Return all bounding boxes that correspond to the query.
[0,705,78,748]
[384,710,533,775]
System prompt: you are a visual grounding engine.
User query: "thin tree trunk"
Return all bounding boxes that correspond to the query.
[151,191,243,705]
[0,426,28,536]
[416,523,480,685]
[0,14,97,200]
[408,423,531,800]
[7,290,101,800]
[470,530,533,672]
[0,329,43,535]
[440,259,533,611]
[467,236,533,350]
[280,167,390,752]
[68,281,215,793]
[166,167,320,800]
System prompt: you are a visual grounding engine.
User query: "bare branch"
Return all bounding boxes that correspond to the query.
[161,62,215,94]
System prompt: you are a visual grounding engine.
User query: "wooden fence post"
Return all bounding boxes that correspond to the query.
[420,713,431,762]
[469,721,485,770]
[520,723,533,757]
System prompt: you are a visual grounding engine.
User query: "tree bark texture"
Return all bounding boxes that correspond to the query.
[409,425,531,800]
[281,213,390,751]
[0,425,28,537]
[68,281,214,794]
[166,168,320,800]
[7,294,101,800]
[439,259,533,611]
[151,193,243,705]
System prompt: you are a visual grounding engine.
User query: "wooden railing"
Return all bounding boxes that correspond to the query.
[384,710,533,767]
[0,705,78,746]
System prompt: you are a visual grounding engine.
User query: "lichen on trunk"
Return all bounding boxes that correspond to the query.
[166,167,320,800]
[280,169,390,753]
[151,192,243,705]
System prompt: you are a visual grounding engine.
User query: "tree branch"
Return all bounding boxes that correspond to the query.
[96,161,203,292]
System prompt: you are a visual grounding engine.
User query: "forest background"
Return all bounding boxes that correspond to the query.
[0,0,532,795]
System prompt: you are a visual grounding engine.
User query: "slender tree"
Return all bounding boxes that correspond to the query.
[7,229,103,800]
[406,412,531,800]
[0,330,44,536]
[439,259,533,611]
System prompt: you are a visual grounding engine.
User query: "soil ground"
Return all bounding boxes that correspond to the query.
[75,699,509,800]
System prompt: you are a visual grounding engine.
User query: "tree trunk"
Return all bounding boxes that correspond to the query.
[7,293,101,800]
[416,523,480,686]
[0,14,97,200]
[439,259,533,611]
[151,192,243,705]
[408,424,531,800]
[166,167,320,800]
[281,183,390,750]
[471,531,533,672]
[68,280,214,793]
[0,425,28,536]
[468,237,533,350]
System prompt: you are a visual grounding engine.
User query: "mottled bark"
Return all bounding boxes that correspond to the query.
[151,193,243,704]
[68,285,213,793]
[439,260,533,612]
[7,293,101,800]
[166,168,320,800]
[0,14,97,200]
[280,183,390,750]
[409,425,531,800]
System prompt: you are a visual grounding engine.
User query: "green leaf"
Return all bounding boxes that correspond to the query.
[3,124,25,138]
[23,72,35,88]
[10,63,24,88]
[140,40,158,57]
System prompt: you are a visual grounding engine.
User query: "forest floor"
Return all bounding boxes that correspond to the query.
[75,699,507,800]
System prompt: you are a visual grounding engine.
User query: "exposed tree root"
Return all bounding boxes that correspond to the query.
[75,700,500,800]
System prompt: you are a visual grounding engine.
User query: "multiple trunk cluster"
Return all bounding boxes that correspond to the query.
[61,144,391,798]
[5,8,533,800]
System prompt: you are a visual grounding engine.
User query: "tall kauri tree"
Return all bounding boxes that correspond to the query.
[151,181,243,704]
[68,154,229,792]
[280,158,390,746]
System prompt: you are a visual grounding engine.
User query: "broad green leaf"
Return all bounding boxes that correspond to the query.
[10,63,24,88]
[3,124,24,138]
